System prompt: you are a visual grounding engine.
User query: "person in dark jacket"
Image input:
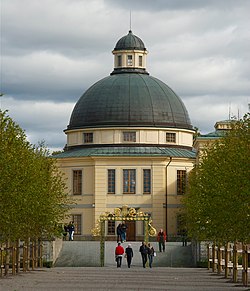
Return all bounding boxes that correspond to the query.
[116,223,122,243]
[63,224,68,241]
[125,243,133,268]
[139,242,149,268]
[147,243,155,268]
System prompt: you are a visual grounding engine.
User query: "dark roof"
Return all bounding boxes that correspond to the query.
[67,73,193,130]
[53,147,196,159]
[114,30,146,51]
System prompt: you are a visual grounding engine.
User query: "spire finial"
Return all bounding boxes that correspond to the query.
[130,10,132,32]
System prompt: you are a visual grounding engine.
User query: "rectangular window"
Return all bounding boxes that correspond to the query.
[123,169,136,194]
[107,221,115,235]
[72,214,82,235]
[139,55,143,67]
[143,169,151,194]
[108,169,115,194]
[127,55,133,66]
[166,132,176,143]
[123,131,136,142]
[73,170,82,195]
[117,55,122,67]
[83,132,93,143]
[177,170,186,195]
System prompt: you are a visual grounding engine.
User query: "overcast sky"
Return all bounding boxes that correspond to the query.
[1,0,250,152]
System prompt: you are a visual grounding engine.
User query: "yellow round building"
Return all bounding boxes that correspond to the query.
[55,30,196,241]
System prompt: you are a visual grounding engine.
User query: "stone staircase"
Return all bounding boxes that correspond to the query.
[54,241,194,267]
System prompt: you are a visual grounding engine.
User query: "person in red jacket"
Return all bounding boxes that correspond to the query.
[157,229,166,252]
[115,242,124,267]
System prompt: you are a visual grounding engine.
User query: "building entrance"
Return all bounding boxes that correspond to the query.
[126,221,136,241]
[92,205,157,266]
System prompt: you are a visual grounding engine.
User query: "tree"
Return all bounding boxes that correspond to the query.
[183,113,250,243]
[0,110,71,241]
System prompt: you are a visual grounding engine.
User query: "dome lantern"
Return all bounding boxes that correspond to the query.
[111,30,148,75]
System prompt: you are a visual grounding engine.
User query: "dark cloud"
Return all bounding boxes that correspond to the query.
[1,0,249,150]
[104,0,249,12]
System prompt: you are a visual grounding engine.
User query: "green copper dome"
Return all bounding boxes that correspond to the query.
[67,73,192,130]
[114,30,146,51]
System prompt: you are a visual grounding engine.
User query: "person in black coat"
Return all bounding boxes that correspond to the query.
[125,244,133,268]
[116,223,122,242]
[139,242,149,268]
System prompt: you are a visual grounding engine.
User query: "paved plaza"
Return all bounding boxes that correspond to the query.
[0,267,249,291]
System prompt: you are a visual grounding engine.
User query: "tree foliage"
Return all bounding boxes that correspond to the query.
[183,113,250,243]
[0,111,71,242]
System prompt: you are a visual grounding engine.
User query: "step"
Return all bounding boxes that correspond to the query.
[54,241,194,267]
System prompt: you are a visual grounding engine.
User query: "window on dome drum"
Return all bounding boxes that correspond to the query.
[72,214,82,235]
[123,169,136,194]
[127,55,133,66]
[166,132,176,143]
[73,170,82,195]
[117,55,122,67]
[123,131,136,142]
[107,221,115,235]
[108,169,115,194]
[83,132,93,143]
[139,55,143,67]
[143,169,151,194]
[177,170,187,195]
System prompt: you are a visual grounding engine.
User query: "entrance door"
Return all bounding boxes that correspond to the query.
[126,221,136,241]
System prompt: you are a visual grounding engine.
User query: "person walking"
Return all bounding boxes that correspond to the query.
[157,229,166,252]
[116,223,122,243]
[68,221,75,241]
[115,242,124,268]
[125,243,133,268]
[147,243,155,268]
[139,242,148,268]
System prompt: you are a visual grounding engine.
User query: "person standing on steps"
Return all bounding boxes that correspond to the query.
[157,229,166,252]
[147,243,155,268]
[115,242,124,268]
[139,241,149,268]
[63,224,68,241]
[121,222,128,242]
[68,221,75,241]
[116,223,122,243]
[181,228,188,246]
[125,243,133,268]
